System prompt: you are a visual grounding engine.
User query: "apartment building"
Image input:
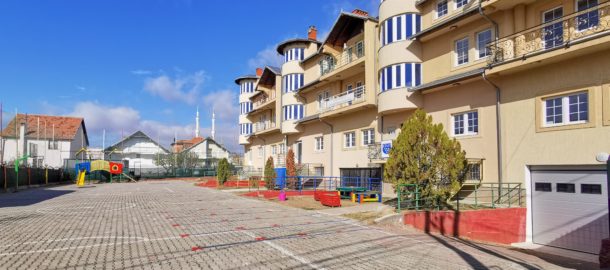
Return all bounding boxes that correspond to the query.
[237,0,610,254]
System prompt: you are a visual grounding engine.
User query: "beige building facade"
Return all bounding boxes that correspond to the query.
[237,0,610,254]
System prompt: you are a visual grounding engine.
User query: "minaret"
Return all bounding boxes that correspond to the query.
[195,106,200,138]
[211,108,216,140]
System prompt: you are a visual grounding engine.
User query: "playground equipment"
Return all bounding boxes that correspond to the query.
[351,191,382,203]
[75,160,124,187]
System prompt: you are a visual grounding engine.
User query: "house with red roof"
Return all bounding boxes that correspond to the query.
[0,114,89,168]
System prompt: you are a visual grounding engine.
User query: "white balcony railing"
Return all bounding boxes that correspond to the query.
[254,121,277,132]
[318,85,366,113]
[253,91,276,109]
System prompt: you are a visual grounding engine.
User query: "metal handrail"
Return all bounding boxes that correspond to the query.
[253,92,276,109]
[320,42,365,76]
[254,121,277,132]
[318,85,366,113]
[488,2,610,65]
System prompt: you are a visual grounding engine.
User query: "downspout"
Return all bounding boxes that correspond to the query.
[320,119,333,176]
[483,72,503,198]
[480,0,503,197]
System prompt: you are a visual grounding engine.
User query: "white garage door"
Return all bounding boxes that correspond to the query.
[531,170,608,254]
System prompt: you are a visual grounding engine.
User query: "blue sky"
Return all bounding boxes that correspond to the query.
[0,0,377,152]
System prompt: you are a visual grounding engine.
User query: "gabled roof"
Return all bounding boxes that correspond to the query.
[181,136,230,154]
[105,130,170,153]
[1,114,89,145]
[322,11,374,48]
[257,66,281,87]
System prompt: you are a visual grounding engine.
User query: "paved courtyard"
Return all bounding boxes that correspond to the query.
[0,181,593,269]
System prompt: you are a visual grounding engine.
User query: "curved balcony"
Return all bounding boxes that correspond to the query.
[379,0,419,23]
[378,88,422,115]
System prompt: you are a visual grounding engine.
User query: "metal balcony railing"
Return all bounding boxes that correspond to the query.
[253,92,276,109]
[254,121,277,132]
[318,85,366,113]
[320,42,365,76]
[488,2,610,65]
[367,142,383,160]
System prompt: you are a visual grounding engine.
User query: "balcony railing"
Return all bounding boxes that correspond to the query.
[318,85,366,113]
[320,42,365,76]
[253,92,276,109]
[488,2,610,66]
[254,121,277,133]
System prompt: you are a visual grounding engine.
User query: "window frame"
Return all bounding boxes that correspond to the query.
[575,0,599,32]
[315,136,324,152]
[361,128,375,146]
[542,91,589,127]
[452,110,479,137]
[436,0,448,18]
[476,29,493,59]
[344,131,356,149]
[455,0,469,9]
[455,37,470,66]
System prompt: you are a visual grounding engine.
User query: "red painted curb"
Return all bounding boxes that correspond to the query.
[172,224,180,227]
[191,246,203,251]
[255,236,266,241]
[180,234,189,238]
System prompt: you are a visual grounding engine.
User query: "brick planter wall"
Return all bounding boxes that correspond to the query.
[403,208,526,245]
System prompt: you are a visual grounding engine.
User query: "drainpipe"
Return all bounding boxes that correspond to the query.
[320,119,333,176]
[483,71,503,198]
[478,0,500,47]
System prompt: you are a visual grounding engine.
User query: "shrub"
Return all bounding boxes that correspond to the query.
[384,109,467,205]
[285,149,297,190]
[217,158,230,186]
[264,156,276,189]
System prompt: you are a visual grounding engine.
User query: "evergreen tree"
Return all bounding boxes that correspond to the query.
[216,158,230,185]
[384,109,467,204]
[285,149,297,189]
[264,156,276,189]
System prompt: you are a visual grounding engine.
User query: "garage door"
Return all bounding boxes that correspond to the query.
[531,170,609,254]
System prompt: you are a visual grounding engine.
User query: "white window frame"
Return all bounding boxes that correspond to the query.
[476,29,493,59]
[315,136,324,151]
[436,0,448,18]
[271,145,277,155]
[542,92,589,127]
[455,37,469,66]
[361,128,375,145]
[452,111,479,136]
[344,132,356,148]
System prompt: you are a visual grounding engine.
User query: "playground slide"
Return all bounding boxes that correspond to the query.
[77,170,86,187]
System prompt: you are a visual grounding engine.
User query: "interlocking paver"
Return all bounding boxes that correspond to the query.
[0,181,573,269]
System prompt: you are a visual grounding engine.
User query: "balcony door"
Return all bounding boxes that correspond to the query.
[542,7,564,49]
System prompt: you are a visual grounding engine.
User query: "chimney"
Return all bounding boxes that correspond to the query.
[308,26,317,41]
[352,9,369,17]
[256,68,263,77]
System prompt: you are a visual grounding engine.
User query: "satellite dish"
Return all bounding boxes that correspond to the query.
[595,152,609,162]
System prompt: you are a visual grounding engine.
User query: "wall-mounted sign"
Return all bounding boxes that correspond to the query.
[381,140,392,159]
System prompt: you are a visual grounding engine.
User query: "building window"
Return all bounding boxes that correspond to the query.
[380,63,422,91]
[535,182,552,192]
[344,132,356,148]
[29,143,38,157]
[362,129,375,145]
[258,146,263,157]
[476,29,492,59]
[581,184,602,194]
[319,55,336,75]
[543,92,588,126]
[455,37,469,65]
[279,143,286,154]
[240,102,253,115]
[240,81,254,94]
[283,104,304,121]
[284,47,305,62]
[436,0,448,18]
[356,41,364,57]
[271,145,277,155]
[466,160,482,181]
[453,111,478,136]
[381,13,421,46]
[315,136,324,151]
[456,0,469,8]
[576,0,599,31]
[557,183,576,193]
[48,140,58,150]
[282,73,304,93]
[239,123,252,135]
[543,7,564,49]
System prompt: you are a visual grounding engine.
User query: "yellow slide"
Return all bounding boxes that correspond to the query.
[76,170,86,187]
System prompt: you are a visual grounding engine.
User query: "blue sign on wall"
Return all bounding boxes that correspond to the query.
[381,140,392,158]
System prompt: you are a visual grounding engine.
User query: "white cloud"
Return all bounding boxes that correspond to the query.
[247,46,284,71]
[201,89,238,122]
[67,101,240,152]
[143,70,205,104]
[131,69,152,75]
[75,85,86,91]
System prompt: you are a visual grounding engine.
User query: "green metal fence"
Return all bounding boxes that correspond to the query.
[396,182,525,212]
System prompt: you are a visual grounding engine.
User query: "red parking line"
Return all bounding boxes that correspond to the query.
[191,246,203,251]
[255,236,266,241]
[180,234,189,238]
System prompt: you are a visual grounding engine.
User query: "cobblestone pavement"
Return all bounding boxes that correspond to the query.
[0,181,581,269]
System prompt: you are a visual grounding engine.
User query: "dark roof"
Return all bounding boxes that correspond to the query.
[276,38,321,55]
[267,66,281,74]
[409,68,484,92]
[258,66,281,87]
[234,75,259,85]
[105,130,170,153]
[1,114,89,145]
[323,12,371,47]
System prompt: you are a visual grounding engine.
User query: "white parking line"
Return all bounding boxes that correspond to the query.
[240,230,325,270]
